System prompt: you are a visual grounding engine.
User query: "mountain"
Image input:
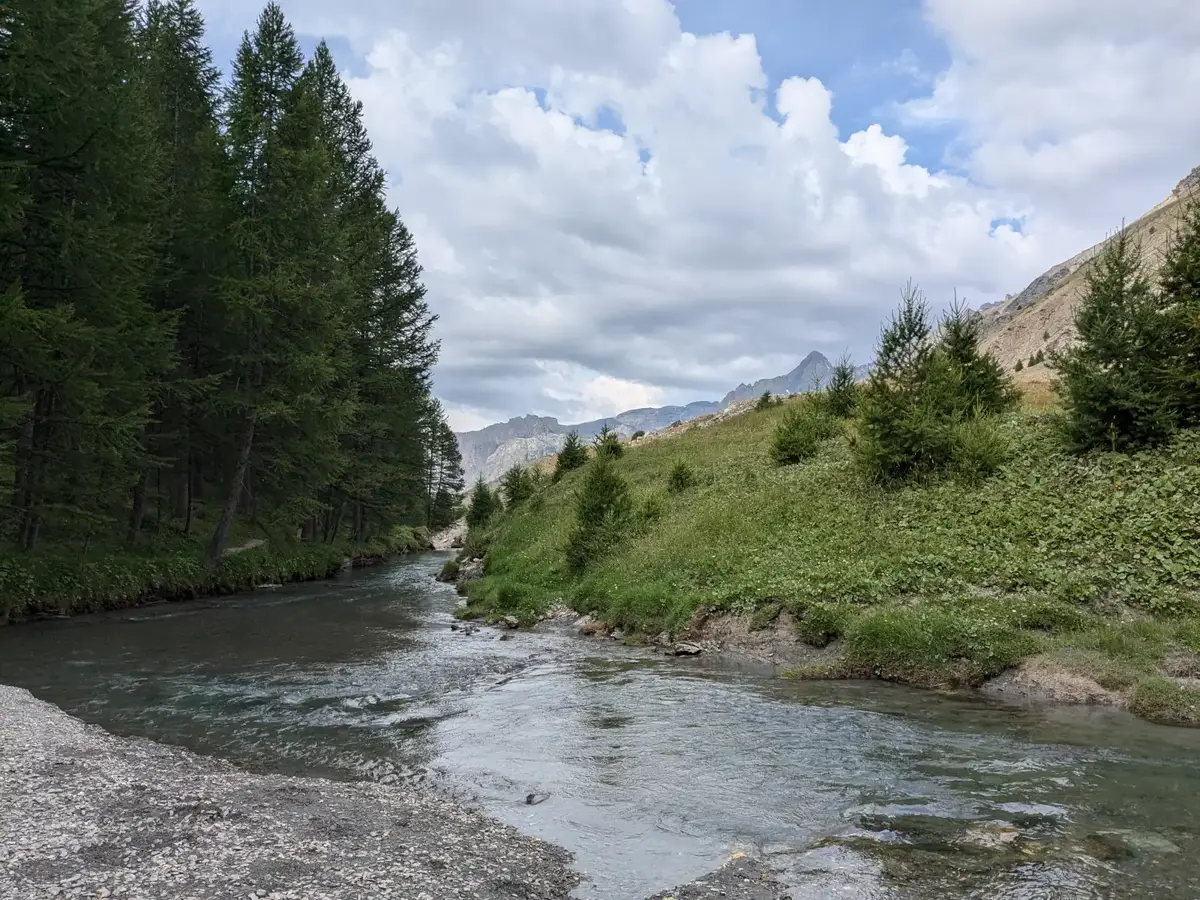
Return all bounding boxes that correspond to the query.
[979,164,1200,377]
[718,351,834,408]
[457,354,844,484]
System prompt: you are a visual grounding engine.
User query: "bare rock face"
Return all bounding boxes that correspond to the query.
[1174,165,1200,198]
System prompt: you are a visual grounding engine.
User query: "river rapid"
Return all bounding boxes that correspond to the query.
[1,554,1197,899]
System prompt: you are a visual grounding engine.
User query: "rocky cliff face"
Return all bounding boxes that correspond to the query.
[718,351,834,408]
[978,164,1199,380]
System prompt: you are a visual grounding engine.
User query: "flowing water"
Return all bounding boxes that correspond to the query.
[1,555,1198,899]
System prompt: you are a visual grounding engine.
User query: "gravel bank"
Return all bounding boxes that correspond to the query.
[0,685,577,900]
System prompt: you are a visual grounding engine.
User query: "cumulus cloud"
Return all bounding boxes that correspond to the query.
[197,0,1200,430]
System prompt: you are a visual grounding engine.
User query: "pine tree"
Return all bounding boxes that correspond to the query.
[500,465,535,509]
[593,423,624,459]
[207,3,354,562]
[553,432,588,481]
[1158,198,1200,425]
[565,457,632,572]
[129,0,232,542]
[1053,228,1177,451]
[822,353,860,419]
[465,477,499,531]
[0,0,173,549]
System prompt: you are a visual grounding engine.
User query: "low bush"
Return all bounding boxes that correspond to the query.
[756,391,775,412]
[667,460,697,493]
[771,407,837,466]
[1128,677,1200,726]
[842,604,1037,687]
[795,602,852,648]
[438,558,461,582]
[950,418,1012,483]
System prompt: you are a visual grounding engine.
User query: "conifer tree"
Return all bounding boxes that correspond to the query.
[1053,229,1176,451]
[0,0,173,549]
[1159,198,1200,425]
[553,432,588,482]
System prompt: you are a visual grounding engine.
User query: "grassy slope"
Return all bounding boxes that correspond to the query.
[468,397,1200,723]
[0,524,432,622]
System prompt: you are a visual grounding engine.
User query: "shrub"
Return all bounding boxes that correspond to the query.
[631,430,646,441]
[565,457,633,572]
[795,603,850,648]
[438,558,460,582]
[465,478,501,531]
[855,284,1018,484]
[1128,677,1200,726]
[667,461,697,493]
[1015,359,1024,372]
[822,354,860,419]
[842,605,1036,687]
[553,432,589,482]
[770,406,837,466]
[755,391,774,412]
[634,492,666,532]
[950,418,1011,483]
[500,465,536,508]
[593,424,624,460]
[1043,330,1051,341]
[1053,228,1178,451]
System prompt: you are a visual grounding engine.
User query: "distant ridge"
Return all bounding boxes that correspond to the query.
[456,352,853,483]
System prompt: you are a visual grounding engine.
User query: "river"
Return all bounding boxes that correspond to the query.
[1,554,1197,899]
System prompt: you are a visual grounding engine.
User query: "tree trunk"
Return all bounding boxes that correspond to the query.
[205,415,255,567]
[173,446,190,519]
[127,470,149,544]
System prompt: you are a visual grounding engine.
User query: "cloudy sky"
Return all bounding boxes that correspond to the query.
[194,0,1200,431]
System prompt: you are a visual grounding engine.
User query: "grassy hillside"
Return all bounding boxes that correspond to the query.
[464,395,1200,723]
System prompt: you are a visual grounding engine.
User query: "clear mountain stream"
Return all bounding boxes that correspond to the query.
[1,555,1197,898]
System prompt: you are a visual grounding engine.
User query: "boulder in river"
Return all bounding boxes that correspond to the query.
[501,616,520,629]
[672,642,703,656]
[576,616,610,637]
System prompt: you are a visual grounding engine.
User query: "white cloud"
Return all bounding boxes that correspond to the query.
[197,0,1200,428]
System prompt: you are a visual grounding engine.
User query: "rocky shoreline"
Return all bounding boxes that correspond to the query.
[0,685,792,900]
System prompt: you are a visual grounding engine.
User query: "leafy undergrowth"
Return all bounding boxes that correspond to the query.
[464,399,1200,723]
[0,524,431,622]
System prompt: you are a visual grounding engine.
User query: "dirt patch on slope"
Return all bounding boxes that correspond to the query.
[980,655,1127,708]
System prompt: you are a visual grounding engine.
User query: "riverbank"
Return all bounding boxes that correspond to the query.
[0,684,577,900]
[455,404,1200,727]
[0,526,433,625]
[0,684,794,900]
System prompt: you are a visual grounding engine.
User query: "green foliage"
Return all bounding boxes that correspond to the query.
[500,465,536,509]
[855,284,1017,484]
[565,457,632,573]
[949,418,1011,483]
[631,430,646,441]
[438,558,460,581]
[1158,197,1200,426]
[771,406,838,466]
[795,603,851,648]
[821,354,860,419]
[667,460,698,493]
[1053,228,1178,452]
[465,478,501,531]
[1129,677,1200,726]
[756,391,775,412]
[842,604,1038,687]
[1015,359,1024,372]
[0,0,455,569]
[553,432,589,482]
[593,424,624,460]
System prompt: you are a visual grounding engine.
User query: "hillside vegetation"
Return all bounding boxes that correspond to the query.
[462,206,1200,726]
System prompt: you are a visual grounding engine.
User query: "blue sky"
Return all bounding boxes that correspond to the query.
[193,0,1200,430]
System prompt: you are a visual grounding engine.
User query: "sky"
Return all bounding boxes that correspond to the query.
[193,0,1200,432]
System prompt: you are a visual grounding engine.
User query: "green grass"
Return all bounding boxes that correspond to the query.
[0,523,431,622]
[464,398,1200,724]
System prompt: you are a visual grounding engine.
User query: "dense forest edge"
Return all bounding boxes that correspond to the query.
[458,212,1200,727]
[1,0,465,620]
